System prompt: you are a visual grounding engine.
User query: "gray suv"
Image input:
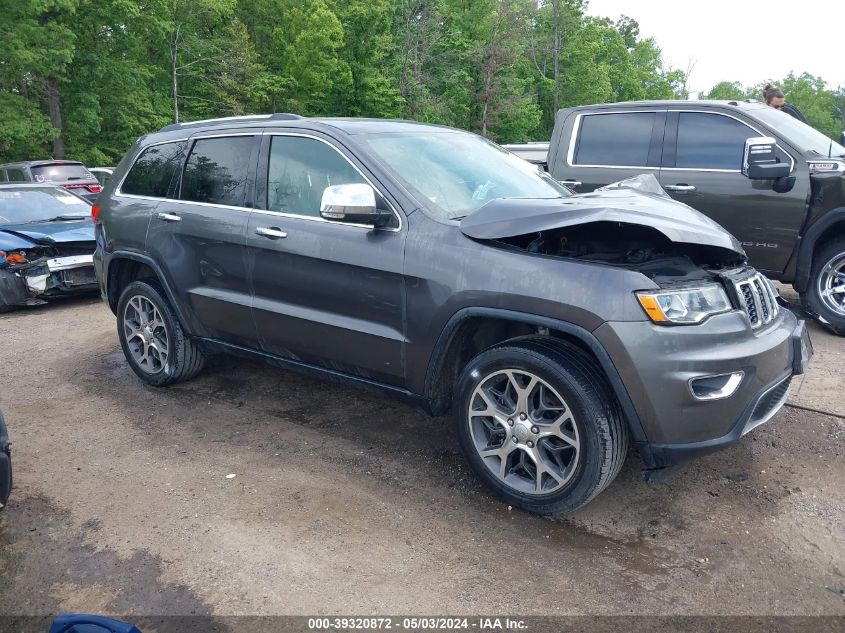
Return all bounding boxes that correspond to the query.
[93,114,812,514]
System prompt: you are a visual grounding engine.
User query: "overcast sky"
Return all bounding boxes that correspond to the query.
[585,0,845,97]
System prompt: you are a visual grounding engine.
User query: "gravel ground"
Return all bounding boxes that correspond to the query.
[0,296,843,618]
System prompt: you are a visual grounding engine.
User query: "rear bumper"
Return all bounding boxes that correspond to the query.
[595,311,813,469]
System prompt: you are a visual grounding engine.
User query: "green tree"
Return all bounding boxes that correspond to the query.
[780,73,840,139]
[0,0,79,158]
[701,81,748,101]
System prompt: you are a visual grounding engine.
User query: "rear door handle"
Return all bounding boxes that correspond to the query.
[561,180,582,188]
[255,227,288,240]
[665,184,696,192]
[156,212,182,222]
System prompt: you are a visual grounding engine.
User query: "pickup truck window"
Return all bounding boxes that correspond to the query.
[676,112,756,170]
[181,136,255,206]
[574,112,655,167]
[267,135,366,217]
[753,107,845,157]
[360,131,569,220]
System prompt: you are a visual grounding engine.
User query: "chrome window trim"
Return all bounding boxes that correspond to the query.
[114,132,402,233]
[566,109,796,173]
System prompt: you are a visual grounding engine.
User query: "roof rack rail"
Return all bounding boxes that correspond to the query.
[159,113,302,133]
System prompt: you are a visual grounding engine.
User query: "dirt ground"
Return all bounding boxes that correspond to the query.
[0,294,843,618]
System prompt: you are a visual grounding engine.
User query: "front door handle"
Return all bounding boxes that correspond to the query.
[255,226,288,240]
[561,180,582,188]
[665,184,696,192]
[156,212,182,222]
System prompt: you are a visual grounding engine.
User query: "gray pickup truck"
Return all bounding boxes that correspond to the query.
[513,101,845,335]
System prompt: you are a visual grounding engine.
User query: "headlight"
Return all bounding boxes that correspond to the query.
[636,284,731,324]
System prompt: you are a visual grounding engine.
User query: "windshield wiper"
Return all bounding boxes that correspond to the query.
[22,215,89,224]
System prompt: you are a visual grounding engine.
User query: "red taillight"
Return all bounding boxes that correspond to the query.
[87,183,102,193]
[91,203,101,222]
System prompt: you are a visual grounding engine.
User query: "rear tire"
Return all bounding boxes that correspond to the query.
[455,337,628,515]
[116,280,205,386]
[802,237,845,336]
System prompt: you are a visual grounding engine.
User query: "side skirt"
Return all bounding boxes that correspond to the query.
[197,338,440,416]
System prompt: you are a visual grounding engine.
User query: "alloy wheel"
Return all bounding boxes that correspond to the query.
[123,295,169,374]
[817,253,845,317]
[467,369,580,495]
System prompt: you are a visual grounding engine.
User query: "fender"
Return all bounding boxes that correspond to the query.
[423,307,649,449]
[794,207,845,292]
[104,250,191,331]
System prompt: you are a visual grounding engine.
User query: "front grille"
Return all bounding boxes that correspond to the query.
[732,273,779,329]
[749,376,792,425]
[59,266,97,287]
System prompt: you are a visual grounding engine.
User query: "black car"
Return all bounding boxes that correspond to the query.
[533,100,845,334]
[0,184,98,311]
[94,114,810,514]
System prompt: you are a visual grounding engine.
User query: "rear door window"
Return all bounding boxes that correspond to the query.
[5,169,27,182]
[121,142,186,198]
[181,136,256,207]
[574,113,656,167]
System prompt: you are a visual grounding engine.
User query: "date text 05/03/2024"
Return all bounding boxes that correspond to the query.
[307,617,528,630]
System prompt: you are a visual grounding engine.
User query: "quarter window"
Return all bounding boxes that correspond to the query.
[5,169,26,182]
[574,113,656,167]
[266,136,366,217]
[121,142,185,197]
[181,136,256,206]
[676,113,763,170]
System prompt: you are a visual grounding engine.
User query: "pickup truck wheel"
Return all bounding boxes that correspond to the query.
[804,238,845,335]
[455,338,628,515]
[116,280,205,386]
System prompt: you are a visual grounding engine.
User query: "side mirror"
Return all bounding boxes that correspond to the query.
[320,183,390,227]
[742,136,791,180]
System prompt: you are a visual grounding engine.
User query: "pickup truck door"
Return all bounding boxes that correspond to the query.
[245,132,407,385]
[658,110,809,275]
[550,110,665,192]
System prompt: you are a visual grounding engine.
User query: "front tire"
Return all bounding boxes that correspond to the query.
[116,280,205,386]
[803,237,845,335]
[455,338,628,515]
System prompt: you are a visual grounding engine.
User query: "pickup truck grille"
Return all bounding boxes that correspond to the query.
[732,273,779,329]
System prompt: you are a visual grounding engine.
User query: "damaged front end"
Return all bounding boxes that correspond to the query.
[460,175,747,286]
[0,246,97,311]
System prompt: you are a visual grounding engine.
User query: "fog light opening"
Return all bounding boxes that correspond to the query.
[689,371,745,401]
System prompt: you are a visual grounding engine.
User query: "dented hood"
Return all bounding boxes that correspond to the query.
[460,189,745,256]
[0,219,95,247]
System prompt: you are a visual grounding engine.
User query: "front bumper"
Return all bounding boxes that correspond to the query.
[0,254,97,308]
[595,309,813,469]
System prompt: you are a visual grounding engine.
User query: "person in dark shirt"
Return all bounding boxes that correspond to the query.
[763,83,808,123]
